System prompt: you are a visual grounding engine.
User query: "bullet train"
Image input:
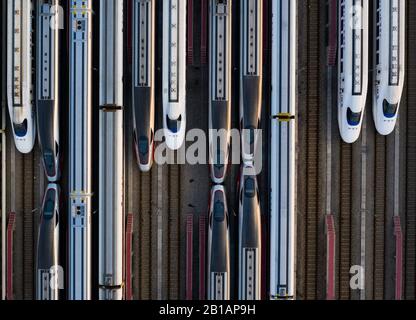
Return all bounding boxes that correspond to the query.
[7,0,36,154]
[162,0,187,151]
[208,0,232,184]
[133,0,155,172]
[36,184,60,300]
[207,185,230,300]
[68,0,93,300]
[270,0,297,300]
[99,0,124,300]
[240,0,262,164]
[338,0,369,144]
[238,166,261,300]
[373,0,405,136]
[36,0,60,182]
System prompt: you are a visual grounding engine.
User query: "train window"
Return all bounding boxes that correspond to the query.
[13,119,28,137]
[138,136,149,155]
[166,115,182,133]
[347,108,362,126]
[44,199,55,220]
[244,178,256,198]
[213,201,225,222]
[383,100,398,118]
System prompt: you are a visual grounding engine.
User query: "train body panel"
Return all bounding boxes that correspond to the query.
[209,0,232,184]
[270,0,296,300]
[99,0,124,301]
[338,0,369,143]
[373,0,405,135]
[238,167,261,300]
[36,0,60,182]
[68,0,93,300]
[162,0,186,150]
[133,0,155,172]
[240,0,262,164]
[7,0,36,154]
[36,184,60,300]
[207,185,230,300]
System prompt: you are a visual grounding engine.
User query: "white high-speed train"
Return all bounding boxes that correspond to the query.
[207,185,230,300]
[240,0,262,164]
[36,0,60,182]
[270,0,297,300]
[99,0,124,301]
[68,0,93,300]
[36,184,60,300]
[133,0,155,172]
[238,166,261,300]
[162,0,187,150]
[208,0,232,184]
[373,0,405,135]
[338,0,369,144]
[7,0,36,154]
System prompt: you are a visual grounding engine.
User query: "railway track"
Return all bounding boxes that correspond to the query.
[168,164,180,299]
[299,0,321,300]
[1,0,416,301]
[373,136,386,300]
[405,0,416,301]
[23,153,34,300]
[299,0,409,301]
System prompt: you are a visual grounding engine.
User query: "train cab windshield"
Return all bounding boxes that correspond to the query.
[43,198,55,220]
[13,119,28,137]
[166,115,182,133]
[44,150,55,172]
[213,201,225,222]
[346,108,362,126]
[138,136,149,156]
[383,100,398,118]
[244,177,256,198]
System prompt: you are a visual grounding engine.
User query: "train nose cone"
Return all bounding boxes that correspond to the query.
[211,148,228,184]
[339,107,363,144]
[165,114,186,150]
[43,150,57,181]
[137,136,150,164]
[12,119,35,154]
[373,100,399,136]
[241,126,257,163]
[212,163,226,184]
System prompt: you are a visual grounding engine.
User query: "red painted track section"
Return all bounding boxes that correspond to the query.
[187,0,194,65]
[328,0,338,66]
[200,0,208,65]
[394,216,403,300]
[186,214,193,300]
[125,213,134,300]
[199,214,206,300]
[261,212,267,300]
[326,215,336,300]
[6,213,16,300]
